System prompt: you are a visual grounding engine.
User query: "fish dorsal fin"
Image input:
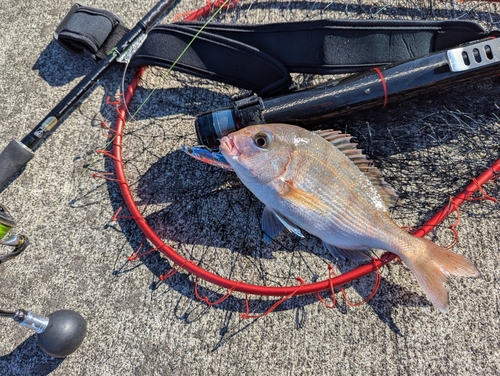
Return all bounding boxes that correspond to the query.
[313,129,398,207]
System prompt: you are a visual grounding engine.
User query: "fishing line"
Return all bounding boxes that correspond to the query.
[120,0,232,121]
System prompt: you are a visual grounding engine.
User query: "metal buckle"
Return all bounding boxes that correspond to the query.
[446,38,500,72]
[116,32,148,63]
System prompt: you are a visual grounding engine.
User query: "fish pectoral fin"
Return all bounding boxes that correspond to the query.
[262,206,304,243]
[279,180,329,213]
[262,206,284,243]
[274,210,304,238]
[323,242,375,262]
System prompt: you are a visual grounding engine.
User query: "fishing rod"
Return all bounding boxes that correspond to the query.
[0,0,179,357]
[0,0,177,191]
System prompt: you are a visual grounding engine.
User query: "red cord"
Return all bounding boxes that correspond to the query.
[373,67,388,109]
[174,0,239,22]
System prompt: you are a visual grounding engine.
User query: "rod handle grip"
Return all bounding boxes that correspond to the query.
[0,140,35,190]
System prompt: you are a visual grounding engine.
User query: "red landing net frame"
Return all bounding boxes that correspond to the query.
[95,1,500,317]
[94,65,500,318]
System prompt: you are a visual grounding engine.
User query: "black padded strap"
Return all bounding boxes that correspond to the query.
[52,5,488,96]
[54,3,129,60]
[129,24,291,97]
[129,19,487,96]
[186,19,487,73]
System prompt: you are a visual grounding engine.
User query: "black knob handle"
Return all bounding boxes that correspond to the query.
[36,310,87,357]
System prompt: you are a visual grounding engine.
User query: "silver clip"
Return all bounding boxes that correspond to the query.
[447,39,500,72]
[116,33,148,64]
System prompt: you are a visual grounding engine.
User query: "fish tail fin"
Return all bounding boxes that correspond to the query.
[401,237,479,313]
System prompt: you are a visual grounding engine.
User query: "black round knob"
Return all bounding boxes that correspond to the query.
[37,310,87,357]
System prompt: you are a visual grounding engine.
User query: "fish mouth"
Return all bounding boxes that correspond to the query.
[220,135,240,157]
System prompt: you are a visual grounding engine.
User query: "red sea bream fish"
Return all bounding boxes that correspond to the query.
[219,123,479,313]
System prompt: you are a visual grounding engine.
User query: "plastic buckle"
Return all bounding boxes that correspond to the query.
[447,38,500,72]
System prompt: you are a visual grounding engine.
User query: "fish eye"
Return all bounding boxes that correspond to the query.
[253,132,271,149]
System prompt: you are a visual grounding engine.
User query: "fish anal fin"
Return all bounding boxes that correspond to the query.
[314,129,399,208]
[322,242,375,262]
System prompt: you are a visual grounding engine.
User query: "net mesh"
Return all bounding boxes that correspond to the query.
[94,0,500,314]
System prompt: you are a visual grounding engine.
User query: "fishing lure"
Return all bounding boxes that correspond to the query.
[181,145,233,170]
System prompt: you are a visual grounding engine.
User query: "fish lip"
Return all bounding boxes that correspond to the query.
[220,135,241,157]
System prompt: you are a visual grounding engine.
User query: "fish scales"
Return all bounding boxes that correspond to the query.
[220,123,479,312]
[281,132,391,243]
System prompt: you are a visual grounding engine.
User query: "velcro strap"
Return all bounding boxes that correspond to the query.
[54,3,129,60]
[129,19,486,96]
